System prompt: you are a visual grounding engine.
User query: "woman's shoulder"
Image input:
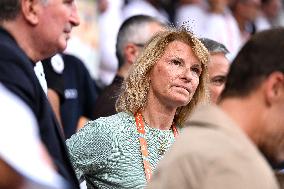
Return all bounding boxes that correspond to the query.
[67,112,134,142]
[66,112,135,157]
[89,112,134,130]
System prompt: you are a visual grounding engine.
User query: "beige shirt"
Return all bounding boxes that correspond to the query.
[147,105,280,189]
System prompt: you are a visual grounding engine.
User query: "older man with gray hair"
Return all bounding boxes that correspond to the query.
[0,0,80,188]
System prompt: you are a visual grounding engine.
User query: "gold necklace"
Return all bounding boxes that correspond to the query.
[142,115,172,156]
[159,138,168,156]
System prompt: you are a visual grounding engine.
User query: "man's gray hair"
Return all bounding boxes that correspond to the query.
[115,15,167,68]
[200,38,229,55]
[0,0,48,22]
[0,0,21,22]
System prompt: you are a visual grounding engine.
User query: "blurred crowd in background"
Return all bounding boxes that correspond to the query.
[67,0,284,89]
[1,0,284,188]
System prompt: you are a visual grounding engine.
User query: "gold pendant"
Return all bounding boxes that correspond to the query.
[159,142,167,156]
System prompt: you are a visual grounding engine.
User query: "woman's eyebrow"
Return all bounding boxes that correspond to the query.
[172,56,185,63]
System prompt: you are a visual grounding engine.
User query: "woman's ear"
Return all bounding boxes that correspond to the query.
[21,0,42,25]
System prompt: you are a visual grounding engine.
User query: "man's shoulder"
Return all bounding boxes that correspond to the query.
[178,125,241,159]
[61,53,88,74]
[0,30,27,61]
[93,79,123,119]
[0,30,33,78]
[96,80,121,102]
[0,58,36,108]
[163,125,276,186]
[0,32,45,117]
[95,76,123,103]
[183,105,261,160]
[170,105,276,184]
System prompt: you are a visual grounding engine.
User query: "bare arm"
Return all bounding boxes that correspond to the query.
[76,116,90,132]
[47,88,63,131]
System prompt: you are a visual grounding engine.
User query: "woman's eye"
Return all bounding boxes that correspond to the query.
[171,59,181,66]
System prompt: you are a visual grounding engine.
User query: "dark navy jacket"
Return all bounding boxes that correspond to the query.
[0,28,80,189]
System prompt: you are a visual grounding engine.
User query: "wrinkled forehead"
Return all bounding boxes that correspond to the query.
[161,41,202,64]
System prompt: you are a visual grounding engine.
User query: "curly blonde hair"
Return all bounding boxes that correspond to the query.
[116,28,209,126]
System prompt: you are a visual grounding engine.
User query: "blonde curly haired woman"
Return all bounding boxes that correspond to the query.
[66,28,209,188]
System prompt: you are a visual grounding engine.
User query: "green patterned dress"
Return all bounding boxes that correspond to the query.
[66,112,178,188]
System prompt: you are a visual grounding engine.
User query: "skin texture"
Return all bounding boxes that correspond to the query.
[147,41,202,112]
[2,0,80,62]
[47,89,63,128]
[142,40,203,130]
[116,29,209,130]
[0,159,23,189]
[35,0,79,133]
[35,0,80,53]
[208,53,229,103]
[257,72,284,164]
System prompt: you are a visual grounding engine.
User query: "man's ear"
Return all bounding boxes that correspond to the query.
[124,43,140,64]
[265,72,284,106]
[21,0,42,25]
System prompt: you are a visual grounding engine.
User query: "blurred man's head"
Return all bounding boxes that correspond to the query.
[208,0,230,13]
[115,15,167,78]
[232,0,261,22]
[200,38,230,104]
[0,0,80,62]
[220,28,284,166]
[261,0,282,21]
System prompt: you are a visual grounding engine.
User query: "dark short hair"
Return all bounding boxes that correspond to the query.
[0,0,21,22]
[115,15,166,68]
[221,28,284,99]
[200,38,229,55]
[0,0,48,23]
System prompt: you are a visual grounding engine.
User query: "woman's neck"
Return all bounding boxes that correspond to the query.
[141,104,176,130]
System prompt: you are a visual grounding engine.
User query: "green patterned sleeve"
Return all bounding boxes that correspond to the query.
[66,119,113,180]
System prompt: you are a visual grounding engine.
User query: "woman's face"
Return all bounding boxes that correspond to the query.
[148,40,202,109]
